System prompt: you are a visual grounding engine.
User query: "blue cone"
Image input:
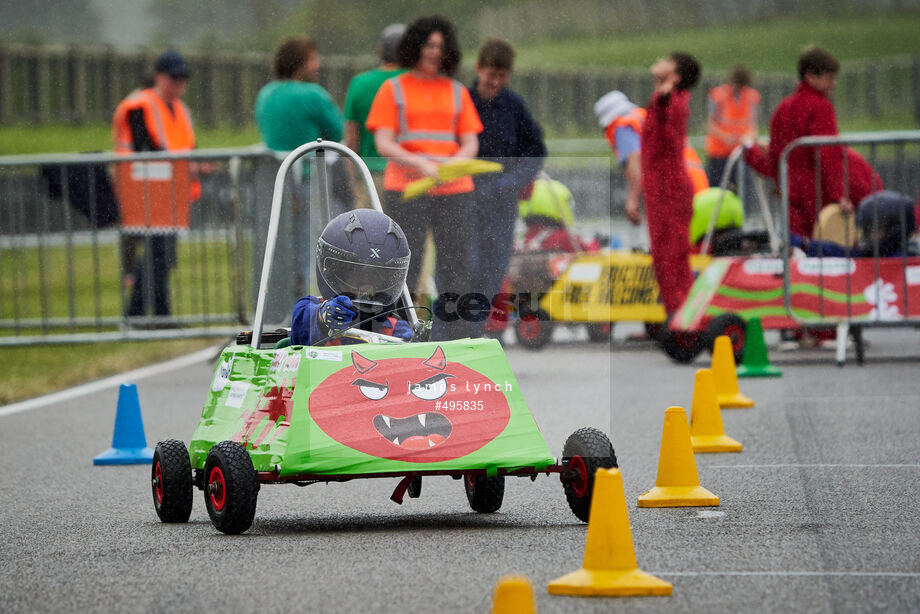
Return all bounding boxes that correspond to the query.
[93,383,154,465]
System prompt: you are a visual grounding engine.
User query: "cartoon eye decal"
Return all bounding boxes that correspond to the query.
[352,378,388,400]
[409,373,454,401]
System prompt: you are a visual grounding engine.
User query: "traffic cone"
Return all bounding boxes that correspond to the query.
[690,369,742,453]
[93,383,154,465]
[737,317,782,378]
[548,468,672,596]
[491,575,537,613]
[711,335,754,408]
[638,407,720,507]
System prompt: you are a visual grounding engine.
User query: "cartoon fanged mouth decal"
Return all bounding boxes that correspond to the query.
[373,412,452,449]
[309,346,511,462]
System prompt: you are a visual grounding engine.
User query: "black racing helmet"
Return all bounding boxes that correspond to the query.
[316,209,411,312]
[856,190,916,257]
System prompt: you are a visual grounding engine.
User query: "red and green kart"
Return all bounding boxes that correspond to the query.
[150,142,617,534]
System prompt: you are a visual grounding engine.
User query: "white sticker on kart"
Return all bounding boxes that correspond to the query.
[282,351,302,372]
[211,356,233,392]
[225,381,249,408]
[305,349,343,362]
[566,262,602,282]
[742,258,784,275]
[796,258,855,277]
[270,349,288,372]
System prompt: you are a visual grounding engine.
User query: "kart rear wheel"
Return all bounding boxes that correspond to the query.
[151,439,193,523]
[515,309,553,350]
[586,323,613,342]
[464,473,505,513]
[204,441,259,535]
[705,313,747,364]
[562,427,618,522]
[658,316,704,364]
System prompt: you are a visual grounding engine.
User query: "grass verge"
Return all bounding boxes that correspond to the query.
[0,337,224,405]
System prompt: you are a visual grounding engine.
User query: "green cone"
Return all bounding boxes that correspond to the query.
[737,317,782,378]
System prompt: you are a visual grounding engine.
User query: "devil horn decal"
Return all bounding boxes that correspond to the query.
[352,351,378,374]
[423,346,447,370]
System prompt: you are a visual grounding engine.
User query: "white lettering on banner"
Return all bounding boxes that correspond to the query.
[225,382,249,408]
[865,280,902,320]
[211,356,233,392]
[306,349,343,362]
[796,258,855,277]
[742,259,784,275]
[566,262,602,282]
[130,161,173,181]
[906,266,920,286]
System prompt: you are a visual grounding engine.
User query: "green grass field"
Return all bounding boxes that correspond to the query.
[513,13,920,72]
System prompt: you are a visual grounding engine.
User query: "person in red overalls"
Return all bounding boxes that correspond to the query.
[641,52,702,316]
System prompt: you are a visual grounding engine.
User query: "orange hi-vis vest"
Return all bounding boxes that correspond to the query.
[604,106,709,194]
[112,88,198,232]
[366,72,483,195]
[705,84,760,158]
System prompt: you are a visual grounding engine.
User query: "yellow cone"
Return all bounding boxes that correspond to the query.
[491,575,537,613]
[712,335,755,408]
[548,468,673,596]
[690,369,742,453]
[638,407,720,507]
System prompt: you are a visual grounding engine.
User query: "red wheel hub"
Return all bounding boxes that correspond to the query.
[518,315,541,341]
[568,455,588,498]
[208,466,226,512]
[725,324,745,353]
[153,461,163,504]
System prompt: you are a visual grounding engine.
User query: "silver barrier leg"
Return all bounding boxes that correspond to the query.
[836,321,849,367]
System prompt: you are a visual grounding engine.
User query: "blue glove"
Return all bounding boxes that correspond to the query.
[319,296,356,332]
[392,318,413,341]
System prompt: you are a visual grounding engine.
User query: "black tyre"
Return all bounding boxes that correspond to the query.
[658,315,704,364]
[644,322,664,340]
[562,427,618,523]
[464,473,505,513]
[586,322,613,342]
[152,439,193,523]
[515,309,553,350]
[203,441,259,535]
[704,313,747,364]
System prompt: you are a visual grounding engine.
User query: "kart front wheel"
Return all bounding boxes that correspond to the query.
[659,315,704,364]
[515,309,553,350]
[152,439,193,523]
[705,313,747,364]
[204,441,259,535]
[464,473,505,513]
[561,427,618,522]
[586,323,613,342]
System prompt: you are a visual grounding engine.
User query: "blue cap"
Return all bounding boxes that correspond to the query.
[154,51,190,79]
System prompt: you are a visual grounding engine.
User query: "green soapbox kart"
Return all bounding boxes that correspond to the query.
[150,142,618,534]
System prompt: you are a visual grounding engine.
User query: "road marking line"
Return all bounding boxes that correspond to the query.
[708,464,920,469]
[655,571,920,578]
[0,345,221,418]
[696,510,726,519]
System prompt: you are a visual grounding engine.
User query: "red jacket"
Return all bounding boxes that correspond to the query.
[745,81,844,236]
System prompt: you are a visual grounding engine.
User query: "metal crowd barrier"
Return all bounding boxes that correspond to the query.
[778,131,920,364]
[0,147,317,345]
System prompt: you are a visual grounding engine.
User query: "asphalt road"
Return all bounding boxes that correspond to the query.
[1,326,919,613]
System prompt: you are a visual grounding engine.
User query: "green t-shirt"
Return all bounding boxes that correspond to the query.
[343,68,404,172]
[254,80,344,152]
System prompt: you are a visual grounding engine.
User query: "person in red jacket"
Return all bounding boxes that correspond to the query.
[641,51,701,316]
[744,46,845,239]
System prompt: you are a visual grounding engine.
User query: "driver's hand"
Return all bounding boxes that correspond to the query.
[392,319,413,341]
[319,296,356,331]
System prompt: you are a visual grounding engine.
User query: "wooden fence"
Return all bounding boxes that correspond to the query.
[1,43,919,134]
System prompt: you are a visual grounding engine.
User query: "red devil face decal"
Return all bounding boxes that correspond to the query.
[309,346,511,462]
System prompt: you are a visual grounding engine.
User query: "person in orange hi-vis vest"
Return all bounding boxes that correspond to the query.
[594,90,708,227]
[112,50,199,318]
[366,15,483,341]
[705,64,760,199]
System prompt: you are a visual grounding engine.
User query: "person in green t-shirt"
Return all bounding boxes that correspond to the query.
[255,36,344,152]
[343,23,406,206]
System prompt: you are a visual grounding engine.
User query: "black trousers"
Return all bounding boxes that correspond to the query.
[384,190,475,341]
[127,234,175,317]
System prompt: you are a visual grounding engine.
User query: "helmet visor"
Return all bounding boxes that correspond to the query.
[319,256,408,311]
